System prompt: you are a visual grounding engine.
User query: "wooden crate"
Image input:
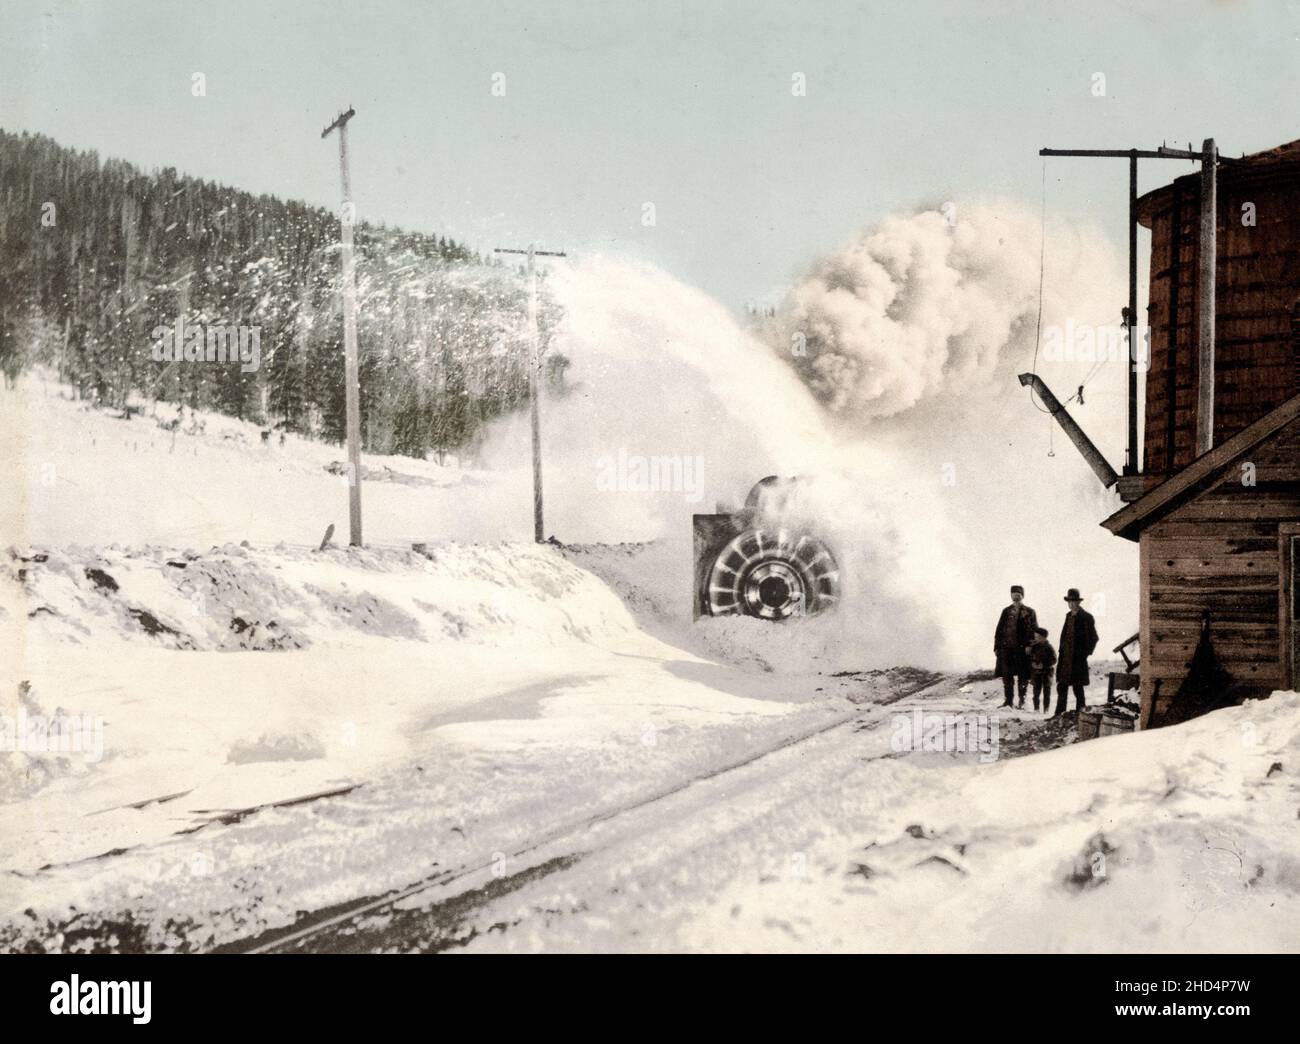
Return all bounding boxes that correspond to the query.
[1077,709,1103,741]
[1098,712,1137,737]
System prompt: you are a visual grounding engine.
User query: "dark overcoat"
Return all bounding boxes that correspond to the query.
[1056,608,1099,685]
[993,603,1037,679]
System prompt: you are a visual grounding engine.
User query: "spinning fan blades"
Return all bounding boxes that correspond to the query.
[693,478,841,620]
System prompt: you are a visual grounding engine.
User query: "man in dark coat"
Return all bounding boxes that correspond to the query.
[993,585,1037,708]
[1054,587,1099,716]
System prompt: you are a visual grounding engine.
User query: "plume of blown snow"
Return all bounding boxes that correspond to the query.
[765,200,1137,665]
[478,200,1137,670]
[777,201,1122,427]
[480,255,838,541]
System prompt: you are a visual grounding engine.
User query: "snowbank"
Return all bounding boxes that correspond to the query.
[602,687,1300,953]
[2,538,800,876]
[329,676,1299,955]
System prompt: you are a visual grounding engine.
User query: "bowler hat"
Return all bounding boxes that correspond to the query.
[1063,588,1083,602]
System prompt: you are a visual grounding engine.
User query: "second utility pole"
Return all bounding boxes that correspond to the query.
[494,244,566,543]
[322,105,363,546]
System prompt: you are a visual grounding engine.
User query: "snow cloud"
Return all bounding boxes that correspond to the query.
[478,201,1136,669]
[775,201,1118,426]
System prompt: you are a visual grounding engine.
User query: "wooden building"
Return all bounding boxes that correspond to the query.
[1100,138,1300,728]
[1103,395,1300,727]
[1139,139,1300,488]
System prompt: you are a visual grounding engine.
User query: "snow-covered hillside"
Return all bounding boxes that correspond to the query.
[0,373,531,549]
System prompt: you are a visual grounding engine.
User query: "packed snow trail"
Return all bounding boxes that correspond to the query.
[247,683,1300,954]
[0,660,927,952]
[231,667,943,953]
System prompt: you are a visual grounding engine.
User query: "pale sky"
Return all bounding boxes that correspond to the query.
[3,0,1299,307]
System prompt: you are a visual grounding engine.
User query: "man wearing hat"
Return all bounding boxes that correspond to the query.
[993,585,1037,708]
[1054,588,1099,716]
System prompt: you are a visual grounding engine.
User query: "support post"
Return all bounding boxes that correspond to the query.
[1038,141,1236,473]
[527,246,543,544]
[1126,150,1139,474]
[1196,137,1217,456]
[322,106,363,546]
[493,245,568,543]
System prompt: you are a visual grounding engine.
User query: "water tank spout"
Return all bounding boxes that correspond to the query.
[1018,373,1121,489]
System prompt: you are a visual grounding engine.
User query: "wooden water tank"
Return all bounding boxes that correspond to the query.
[1139,139,1300,488]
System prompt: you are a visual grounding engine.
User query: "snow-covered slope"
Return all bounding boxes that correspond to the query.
[1,536,838,874]
[416,686,1300,954]
[0,374,531,549]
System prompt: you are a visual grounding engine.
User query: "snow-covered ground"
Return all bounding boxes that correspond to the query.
[0,373,529,549]
[0,531,910,950]
[441,686,1300,954]
[1,376,1297,953]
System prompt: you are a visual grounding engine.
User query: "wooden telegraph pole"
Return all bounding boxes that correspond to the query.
[1196,138,1218,456]
[321,106,363,546]
[1039,142,1232,476]
[494,244,566,543]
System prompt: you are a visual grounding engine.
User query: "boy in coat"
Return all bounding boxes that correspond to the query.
[1028,627,1056,713]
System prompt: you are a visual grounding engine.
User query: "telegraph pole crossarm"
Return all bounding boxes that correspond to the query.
[1039,147,1238,162]
[320,106,356,140]
[493,245,568,544]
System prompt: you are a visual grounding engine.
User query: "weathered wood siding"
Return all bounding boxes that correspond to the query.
[1140,163,1300,489]
[1139,414,1300,726]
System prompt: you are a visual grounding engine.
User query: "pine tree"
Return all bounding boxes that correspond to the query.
[0,129,563,459]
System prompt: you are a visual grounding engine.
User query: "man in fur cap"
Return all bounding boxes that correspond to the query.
[993,585,1037,708]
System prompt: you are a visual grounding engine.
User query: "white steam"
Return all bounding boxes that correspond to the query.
[777,202,1120,425]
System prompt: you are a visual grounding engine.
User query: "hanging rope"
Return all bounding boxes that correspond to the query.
[1025,162,1113,462]
[1029,160,1053,415]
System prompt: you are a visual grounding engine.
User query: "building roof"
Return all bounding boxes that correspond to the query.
[1102,392,1300,541]
[1137,135,1300,226]
[1237,136,1300,166]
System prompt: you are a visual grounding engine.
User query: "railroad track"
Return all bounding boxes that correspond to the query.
[227,669,955,953]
